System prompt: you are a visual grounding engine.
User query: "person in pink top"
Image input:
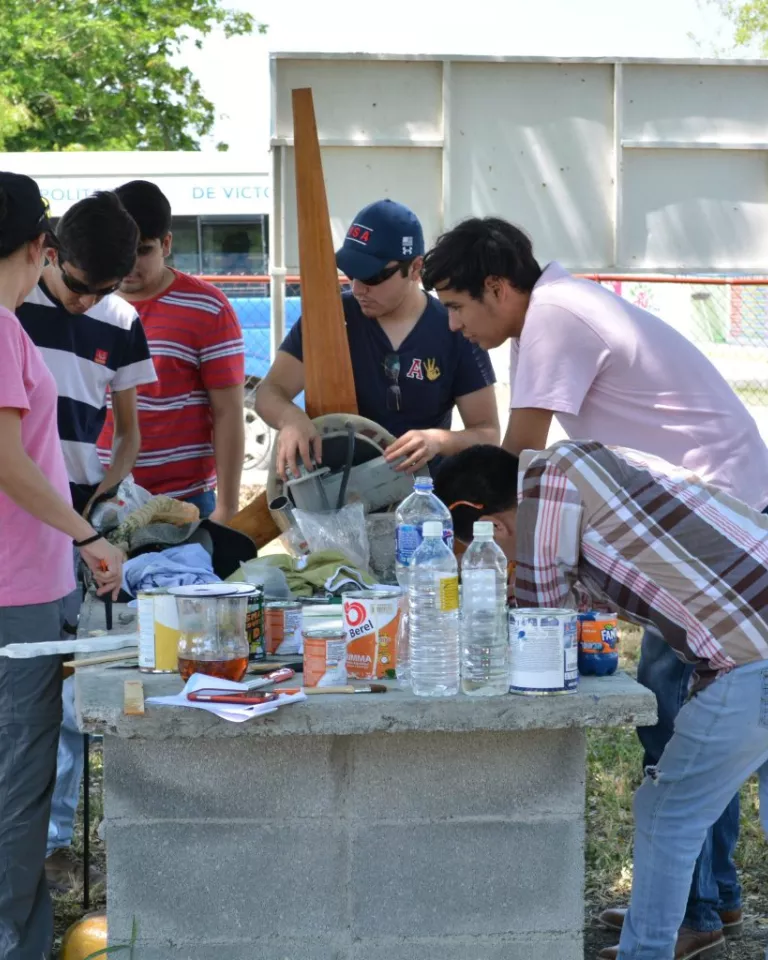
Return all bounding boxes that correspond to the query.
[0,172,124,960]
[422,216,768,960]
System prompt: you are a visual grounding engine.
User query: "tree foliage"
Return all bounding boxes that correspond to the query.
[727,0,768,50]
[0,0,264,152]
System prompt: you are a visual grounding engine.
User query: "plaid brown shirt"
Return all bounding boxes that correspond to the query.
[514,440,768,691]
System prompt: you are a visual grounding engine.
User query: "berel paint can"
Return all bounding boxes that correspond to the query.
[342,589,402,680]
[245,588,265,661]
[265,600,303,655]
[137,588,180,673]
[508,608,578,695]
[303,626,347,687]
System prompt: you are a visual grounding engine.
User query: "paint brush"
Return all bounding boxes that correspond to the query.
[282,684,388,696]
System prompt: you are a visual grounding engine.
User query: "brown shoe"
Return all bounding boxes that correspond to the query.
[598,905,743,939]
[45,847,105,895]
[598,928,725,960]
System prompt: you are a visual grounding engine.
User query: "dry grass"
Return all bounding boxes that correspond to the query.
[53,626,768,958]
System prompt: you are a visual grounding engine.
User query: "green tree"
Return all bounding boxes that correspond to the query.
[726,0,768,49]
[0,0,265,152]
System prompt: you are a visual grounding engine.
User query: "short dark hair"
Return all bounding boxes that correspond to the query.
[434,445,520,542]
[115,180,172,241]
[422,217,542,300]
[56,191,139,284]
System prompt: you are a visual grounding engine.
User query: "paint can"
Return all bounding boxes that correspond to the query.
[303,625,347,687]
[137,588,180,673]
[508,607,578,695]
[343,588,402,680]
[245,588,266,661]
[265,600,303,655]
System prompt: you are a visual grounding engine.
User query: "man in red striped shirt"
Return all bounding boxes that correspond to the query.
[98,181,245,522]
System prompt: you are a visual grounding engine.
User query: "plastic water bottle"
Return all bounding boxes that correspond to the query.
[460,521,509,697]
[408,520,460,697]
[395,476,453,587]
[394,477,453,686]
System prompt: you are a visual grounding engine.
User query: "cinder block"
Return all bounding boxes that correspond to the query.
[106,821,346,941]
[104,736,344,821]
[350,819,584,937]
[117,940,348,960]
[349,933,583,960]
[348,730,585,820]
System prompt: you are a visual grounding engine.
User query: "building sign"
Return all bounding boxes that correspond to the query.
[36,174,271,217]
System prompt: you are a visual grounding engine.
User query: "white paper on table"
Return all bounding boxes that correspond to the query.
[0,633,138,659]
[146,673,307,723]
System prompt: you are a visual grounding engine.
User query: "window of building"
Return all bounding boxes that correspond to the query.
[168,217,201,275]
[200,219,266,276]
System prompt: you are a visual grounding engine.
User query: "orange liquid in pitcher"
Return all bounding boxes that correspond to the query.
[177,656,249,683]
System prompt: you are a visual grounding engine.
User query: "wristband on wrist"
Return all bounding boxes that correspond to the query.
[73,533,102,548]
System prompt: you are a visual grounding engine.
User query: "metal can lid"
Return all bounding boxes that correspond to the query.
[266,600,302,609]
[344,588,401,600]
[169,583,257,598]
[303,625,346,639]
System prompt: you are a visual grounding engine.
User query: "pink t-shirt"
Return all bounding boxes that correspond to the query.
[510,262,768,509]
[0,306,75,606]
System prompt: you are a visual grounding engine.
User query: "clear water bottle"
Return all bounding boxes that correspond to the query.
[409,520,460,697]
[395,476,453,587]
[394,477,453,687]
[460,521,509,697]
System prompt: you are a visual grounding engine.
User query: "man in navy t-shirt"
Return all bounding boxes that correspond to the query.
[255,199,499,478]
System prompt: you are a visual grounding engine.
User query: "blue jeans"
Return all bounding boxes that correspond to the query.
[46,580,83,857]
[619,660,768,960]
[182,489,216,519]
[636,629,741,931]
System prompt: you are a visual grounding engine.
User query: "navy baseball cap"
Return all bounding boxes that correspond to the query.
[336,199,424,281]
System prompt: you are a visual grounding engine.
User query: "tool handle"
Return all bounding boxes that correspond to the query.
[303,685,358,695]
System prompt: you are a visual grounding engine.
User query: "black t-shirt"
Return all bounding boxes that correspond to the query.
[279,291,496,437]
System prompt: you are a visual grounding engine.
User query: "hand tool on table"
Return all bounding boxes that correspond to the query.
[282,684,388,695]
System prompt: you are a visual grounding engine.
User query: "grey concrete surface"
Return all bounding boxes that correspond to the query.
[76,597,656,959]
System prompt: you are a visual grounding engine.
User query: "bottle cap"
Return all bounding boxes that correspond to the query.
[473,521,494,538]
[414,476,434,489]
[422,520,443,537]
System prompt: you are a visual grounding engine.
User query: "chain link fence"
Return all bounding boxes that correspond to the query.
[203,273,768,461]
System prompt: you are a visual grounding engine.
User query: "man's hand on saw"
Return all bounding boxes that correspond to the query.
[277,411,323,480]
[384,429,441,474]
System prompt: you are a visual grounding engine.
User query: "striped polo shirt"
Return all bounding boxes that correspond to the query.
[515,440,768,692]
[17,280,156,490]
[98,270,245,499]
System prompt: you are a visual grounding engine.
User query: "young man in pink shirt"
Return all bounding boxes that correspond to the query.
[422,216,768,960]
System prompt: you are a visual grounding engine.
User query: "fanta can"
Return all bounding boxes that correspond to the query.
[577,612,619,676]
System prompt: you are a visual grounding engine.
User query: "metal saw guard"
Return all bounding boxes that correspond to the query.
[265,413,429,533]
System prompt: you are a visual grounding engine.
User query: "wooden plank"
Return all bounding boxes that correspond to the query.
[227,489,281,547]
[229,87,360,545]
[291,87,358,419]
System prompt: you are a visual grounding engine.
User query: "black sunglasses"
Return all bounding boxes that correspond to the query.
[58,263,120,298]
[357,259,415,287]
[383,352,401,412]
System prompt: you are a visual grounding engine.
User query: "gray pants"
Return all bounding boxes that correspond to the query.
[0,601,64,960]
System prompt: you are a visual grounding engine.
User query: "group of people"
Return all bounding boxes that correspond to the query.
[256,199,768,960]
[2,171,768,960]
[0,172,246,959]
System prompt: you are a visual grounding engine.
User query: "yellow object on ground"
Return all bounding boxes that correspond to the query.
[60,911,107,960]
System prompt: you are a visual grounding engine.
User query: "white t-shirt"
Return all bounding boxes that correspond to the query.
[510,262,768,509]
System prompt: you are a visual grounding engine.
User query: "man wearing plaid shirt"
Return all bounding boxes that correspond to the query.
[435,439,768,960]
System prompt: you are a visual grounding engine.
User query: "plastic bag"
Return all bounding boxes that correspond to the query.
[294,502,370,572]
[90,476,153,532]
[233,559,293,599]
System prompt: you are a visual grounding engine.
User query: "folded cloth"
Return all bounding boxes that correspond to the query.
[226,549,374,597]
[122,543,221,597]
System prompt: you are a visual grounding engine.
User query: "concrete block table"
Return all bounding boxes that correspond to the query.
[76,647,656,960]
